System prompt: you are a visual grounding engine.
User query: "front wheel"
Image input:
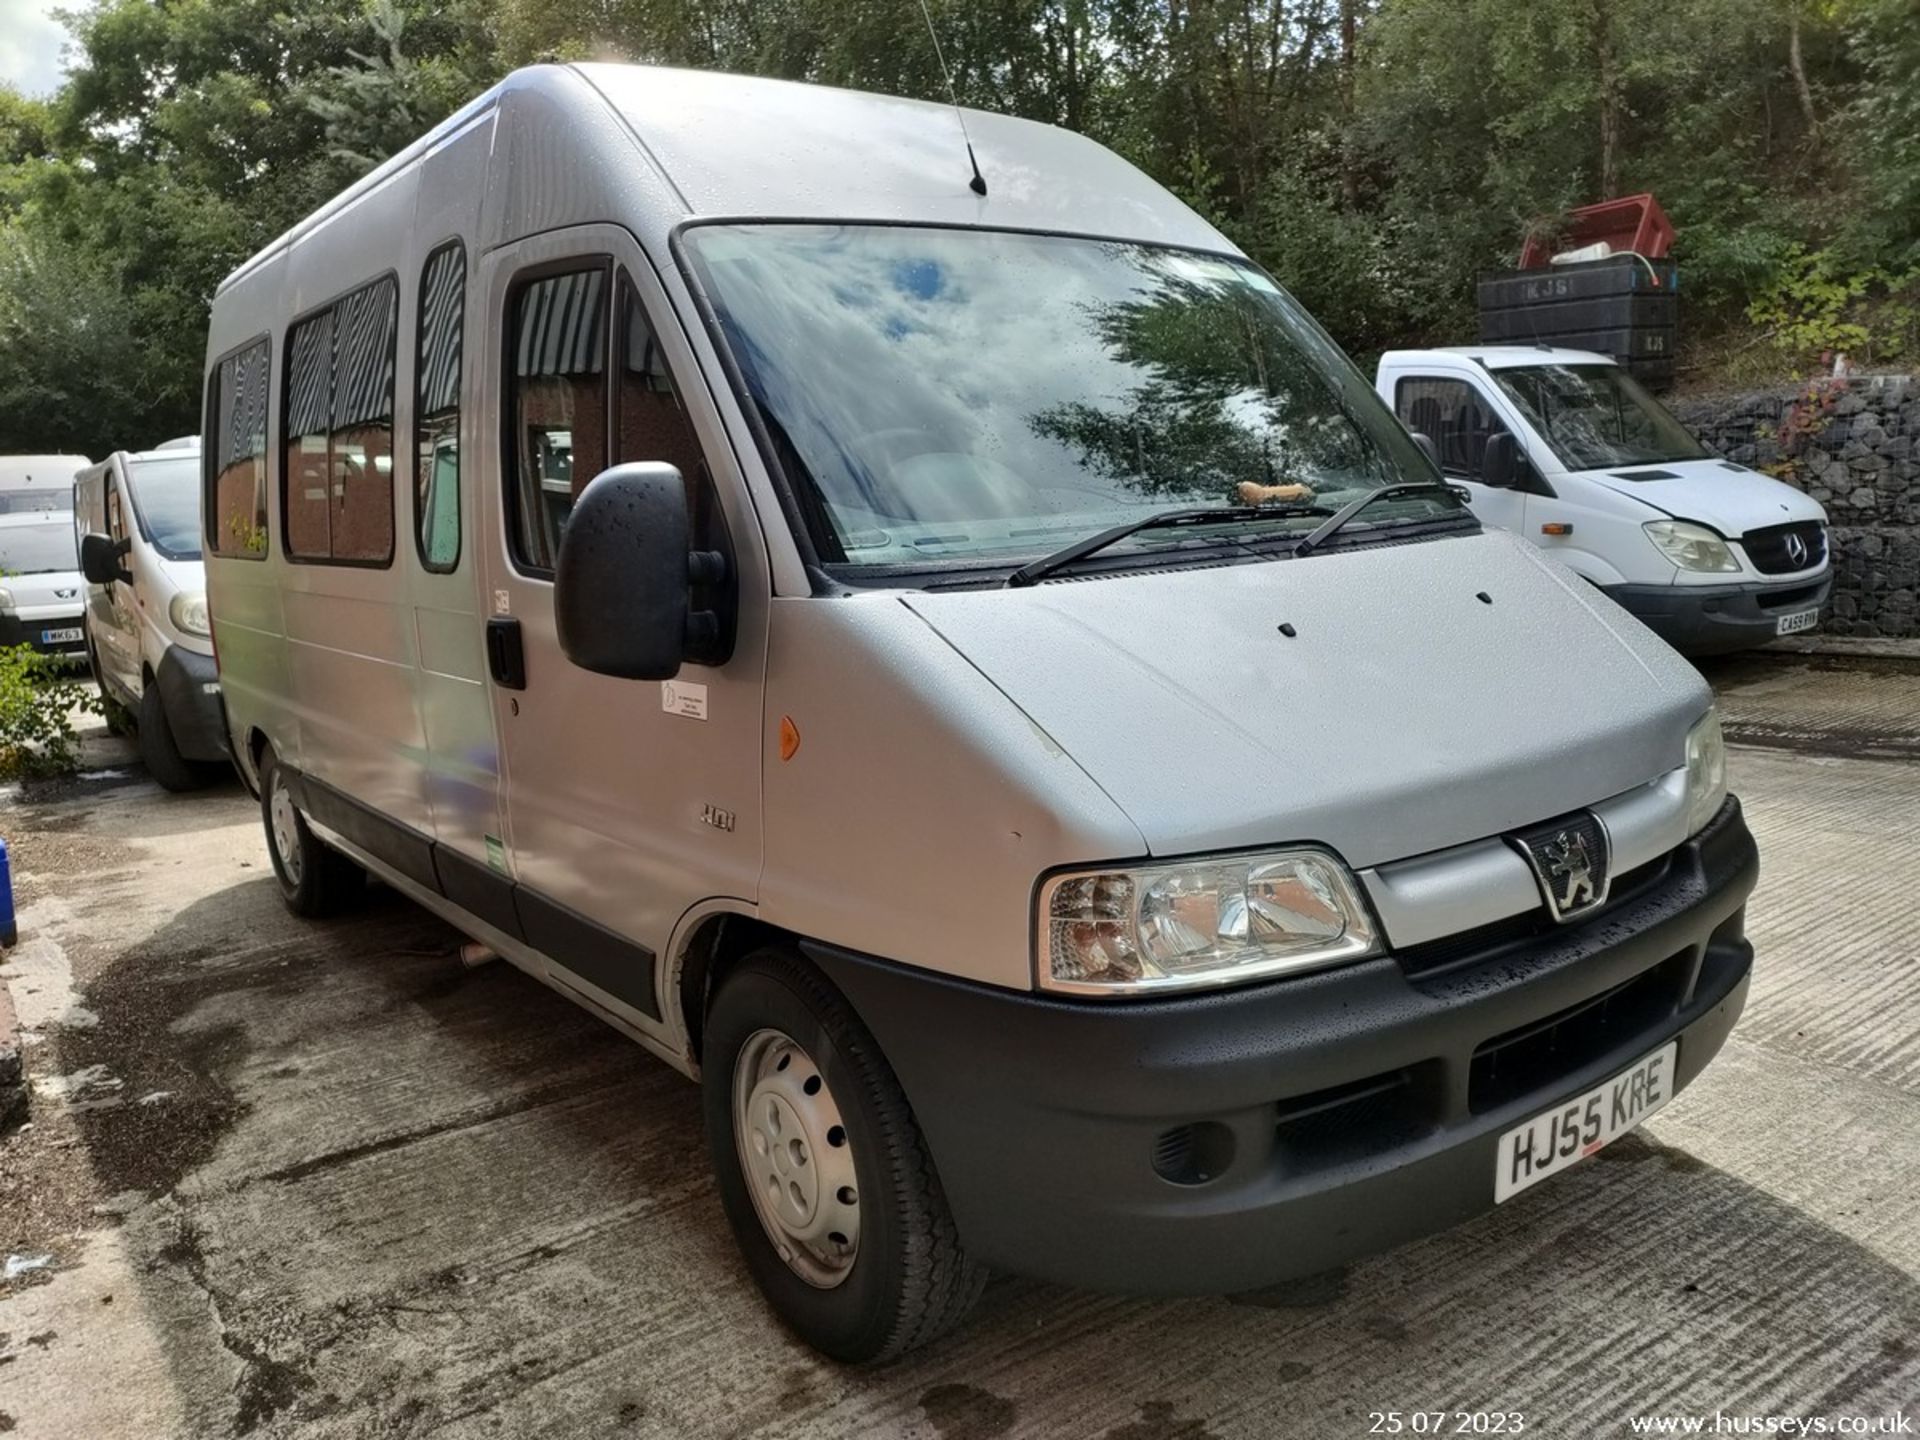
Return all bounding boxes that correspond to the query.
[703,948,985,1362]
[258,748,364,917]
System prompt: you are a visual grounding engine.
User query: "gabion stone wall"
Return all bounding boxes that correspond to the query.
[1670,375,1918,639]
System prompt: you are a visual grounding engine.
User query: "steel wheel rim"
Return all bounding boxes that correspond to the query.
[269,773,303,884]
[732,1028,860,1288]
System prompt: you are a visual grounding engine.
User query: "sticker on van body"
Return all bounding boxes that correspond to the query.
[662,681,707,720]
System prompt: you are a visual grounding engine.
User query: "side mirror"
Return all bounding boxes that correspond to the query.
[1409,432,1440,470]
[80,532,133,586]
[1479,432,1520,489]
[555,463,731,681]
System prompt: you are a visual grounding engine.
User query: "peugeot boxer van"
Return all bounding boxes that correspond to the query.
[1377,347,1832,654]
[203,65,1757,1361]
[76,442,229,789]
[0,454,91,662]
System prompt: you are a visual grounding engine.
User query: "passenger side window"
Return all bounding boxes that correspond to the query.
[1395,378,1512,481]
[106,482,126,541]
[416,242,465,572]
[281,275,399,565]
[615,271,720,556]
[206,338,270,558]
[508,266,609,573]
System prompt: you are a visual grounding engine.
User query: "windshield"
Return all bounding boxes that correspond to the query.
[125,455,203,560]
[683,225,1443,576]
[0,520,79,575]
[1492,364,1707,470]
[0,486,72,515]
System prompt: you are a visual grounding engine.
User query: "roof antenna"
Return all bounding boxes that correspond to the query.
[916,0,988,196]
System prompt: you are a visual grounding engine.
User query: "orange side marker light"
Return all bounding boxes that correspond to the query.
[1541,522,1573,536]
[779,715,801,761]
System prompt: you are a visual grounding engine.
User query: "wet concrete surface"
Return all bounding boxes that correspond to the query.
[1,656,1917,1437]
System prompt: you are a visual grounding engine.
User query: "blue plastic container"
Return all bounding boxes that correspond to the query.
[0,837,16,948]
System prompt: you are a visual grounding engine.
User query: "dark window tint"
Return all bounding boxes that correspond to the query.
[416,242,464,572]
[207,339,270,557]
[508,266,608,573]
[282,276,398,565]
[1395,378,1511,479]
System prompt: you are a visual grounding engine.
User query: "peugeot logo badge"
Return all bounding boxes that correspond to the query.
[1509,812,1612,923]
[1784,532,1809,568]
[54,587,77,600]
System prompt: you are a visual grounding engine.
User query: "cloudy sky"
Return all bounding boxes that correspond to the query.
[1,0,72,98]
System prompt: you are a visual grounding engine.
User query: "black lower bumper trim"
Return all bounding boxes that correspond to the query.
[1604,575,1832,655]
[153,645,229,761]
[805,797,1758,1295]
[0,611,87,660]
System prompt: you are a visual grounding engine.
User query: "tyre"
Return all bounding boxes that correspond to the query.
[138,683,212,792]
[703,948,985,1362]
[258,747,364,917]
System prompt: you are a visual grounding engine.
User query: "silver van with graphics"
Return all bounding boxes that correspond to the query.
[204,65,1756,1361]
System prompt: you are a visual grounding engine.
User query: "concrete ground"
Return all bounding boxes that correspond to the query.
[1,654,1916,1439]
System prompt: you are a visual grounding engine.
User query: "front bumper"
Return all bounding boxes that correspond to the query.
[807,797,1757,1295]
[1605,574,1832,655]
[154,644,228,761]
[0,610,87,661]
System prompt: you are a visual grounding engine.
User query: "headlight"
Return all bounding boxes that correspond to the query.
[169,591,210,637]
[1037,849,1379,996]
[1684,709,1728,836]
[1645,520,1739,572]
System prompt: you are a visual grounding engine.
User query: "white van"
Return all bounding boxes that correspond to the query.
[0,454,91,662]
[75,442,229,789]
[1377,347,1832,654]
[204,65,1757,1361]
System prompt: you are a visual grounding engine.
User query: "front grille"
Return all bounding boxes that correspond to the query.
[1273,1064,1438,1169]
[1468,951,1690,1114]
[1741,521,1827,575]
[1396,851,1675,980]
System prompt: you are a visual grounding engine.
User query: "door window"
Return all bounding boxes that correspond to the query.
[416,241,465,572]
[507,265,609,574]
[1395,378,1514,481]
[615,271,720,547]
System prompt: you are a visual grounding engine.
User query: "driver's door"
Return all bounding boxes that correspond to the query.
[475,225,767,1036]
[1394,375,1530,535]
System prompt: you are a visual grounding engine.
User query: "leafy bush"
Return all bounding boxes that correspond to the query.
[0,644,101,781]
[1747,247,1920,373]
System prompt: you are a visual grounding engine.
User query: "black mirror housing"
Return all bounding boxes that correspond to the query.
[1480,432,1519,489]
[80,532,132,586]
[556,463,730,681]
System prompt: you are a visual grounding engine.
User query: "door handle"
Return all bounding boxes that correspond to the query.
[486,617,526,690]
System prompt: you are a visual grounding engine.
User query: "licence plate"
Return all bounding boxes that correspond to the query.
[41,627,82,645]
[1776,608,1819,636]
[1494,1040,1677,1202]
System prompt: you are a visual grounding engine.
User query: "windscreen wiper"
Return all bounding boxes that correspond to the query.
[1292,481,1468,558]
[1004,503,1332,589]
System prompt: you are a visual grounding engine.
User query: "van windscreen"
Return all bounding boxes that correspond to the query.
[0,519,79,575]
[1491,364,1708,471]
[684,225,1443,578]
[125,455,204,560]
